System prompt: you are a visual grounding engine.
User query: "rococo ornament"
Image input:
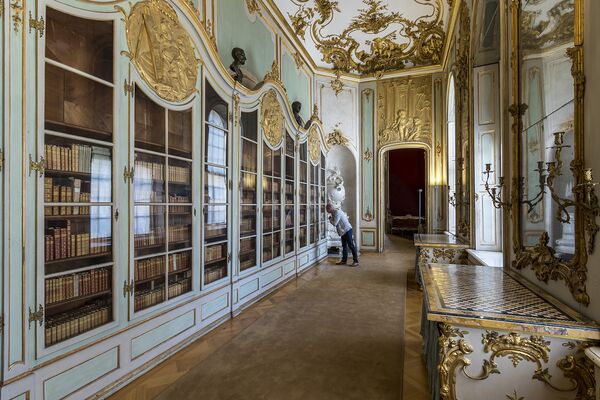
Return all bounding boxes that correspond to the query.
[326,126,349,147]
[288,0,446,75]
[308,126,321,163]
[245,0,262,16]
[260,90,285,147]
[363,148,373,161]
[119,0,199,103]
[330,71,344,96]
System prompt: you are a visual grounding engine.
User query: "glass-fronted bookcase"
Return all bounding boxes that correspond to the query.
[33,5,325,354]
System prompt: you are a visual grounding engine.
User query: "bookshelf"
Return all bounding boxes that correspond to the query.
[299,142,308,248]
[240,111,258,272]
[133,88,193,312]
[320,153,327,240]
[42,8,115,347]
[262,142,282,263]
[204,82,229,285]
[310,162,319,245]
[285,133,295,255]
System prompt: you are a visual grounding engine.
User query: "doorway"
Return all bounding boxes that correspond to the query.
[383,149,427,246]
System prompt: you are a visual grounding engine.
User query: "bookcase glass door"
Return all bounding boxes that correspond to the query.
[132,87,193,313]
[284,133,295,256]
[42,8,114,348]
[309,160,319,245]
[262,142,282,264]
[320,153,327,240]
[298,142,308,249]
[239,111,258,273]
[203,82,229,286]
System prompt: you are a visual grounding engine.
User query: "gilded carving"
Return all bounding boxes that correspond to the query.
[438,323,472,400]
[308,126,321,163]
[260,90,285,147]
[119,0,199,103]
[330,71,344,96]
[326,126,349,147]
[377,75,432,146]
[10,0,23,33]
[288,0,445,75]
[233,94,241,127]
[245,0,262,16]
[293,51,305,69]
[363,148,373,161]
[263,61,284,88]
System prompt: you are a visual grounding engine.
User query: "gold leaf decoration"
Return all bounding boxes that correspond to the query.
[288,0,445,75]
[120,0,199,102]
[377,75,432,146]
[308,126,321,163]
[245,0,261,16]
[260,90,285,147]
[326,126,349,147]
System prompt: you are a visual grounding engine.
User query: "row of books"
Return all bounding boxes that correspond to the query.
[169,225,191,243]
[45,301,111,346]
[46,205,92,216]
[205,244,225,263]
[45,225,111,262]
[134,228,166,248]
[170,205,192,214]
[170,251,191,272]
[45,177,96,203]
[240,217,255,234]
[45,268,111,305]
[45,143,109,174]
[135,256,165,281]
[134,286,165,311]
[240,238,254,252]
[169,194,191,203]
[204,265,227,284]
[240,257,255,270]
[168,276,191,298]
[136,161,191,185]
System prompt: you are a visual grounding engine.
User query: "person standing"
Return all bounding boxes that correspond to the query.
[326,204,359,266]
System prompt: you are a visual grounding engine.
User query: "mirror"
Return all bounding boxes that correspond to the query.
[519,0,575,256]
[512,0,599,305]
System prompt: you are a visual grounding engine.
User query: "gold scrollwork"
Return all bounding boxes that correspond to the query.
[245,0,261,16]
[308,126,321,163]
[363,207,374,222]
[438,324,472,400]
[10,0,23,33]
[260,90,285,147]
[232,94,241,127]
[118,0,199,103]
[263,61,284,88]
[325,126,349,147]
[288,0,445,75]
[330,71,344,96]
[363,148,373,161]
[431,248,467,264]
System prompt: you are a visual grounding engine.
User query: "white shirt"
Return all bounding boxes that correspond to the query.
[329,209,352,236]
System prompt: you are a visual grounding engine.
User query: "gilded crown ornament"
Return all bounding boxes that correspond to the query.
[260,90,285,147]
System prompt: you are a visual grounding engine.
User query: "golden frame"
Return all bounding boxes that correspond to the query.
[510,0,599,306]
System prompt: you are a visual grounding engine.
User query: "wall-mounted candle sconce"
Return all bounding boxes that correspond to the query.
[483,163,511,210]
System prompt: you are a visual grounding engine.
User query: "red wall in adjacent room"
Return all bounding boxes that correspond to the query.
[388,148,426,217]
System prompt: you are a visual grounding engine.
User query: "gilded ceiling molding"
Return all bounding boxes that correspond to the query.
[293,51,305,68]
[325,126,349,147]
[245,0,262,16]
[118,0,199,103]
[261,90,285,147]
[377,75,432,147]
[288,0,446,75]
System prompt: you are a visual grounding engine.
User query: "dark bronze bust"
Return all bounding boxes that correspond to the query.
[292,101,304,127]
[230,47,246,83]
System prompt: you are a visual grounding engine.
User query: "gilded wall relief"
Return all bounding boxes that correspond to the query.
[261,90,285,147]
[120,0,199,102]
[377,75,432,147]
[325,126,349,147]
[308,125,321,163]
[287,0,446,75]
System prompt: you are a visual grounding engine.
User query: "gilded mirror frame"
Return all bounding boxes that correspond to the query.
[510,0,599,305]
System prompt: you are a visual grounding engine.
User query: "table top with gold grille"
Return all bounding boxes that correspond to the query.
[421,263,600,340]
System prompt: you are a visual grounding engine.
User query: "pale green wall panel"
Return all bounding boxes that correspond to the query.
[361,90,375,221]
[44,347,119,400]
[239,278,259,301]
[9,393,29,400]
[131,310,195,359]
[201,293,229,321]
[262,267,282,287]
[216,0,275,82]
[283,259,295,275]
[281,52,310,122]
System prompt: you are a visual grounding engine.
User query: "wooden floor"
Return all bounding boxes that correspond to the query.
[109,236,430,400]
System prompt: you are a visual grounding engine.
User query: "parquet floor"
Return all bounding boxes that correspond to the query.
[109,236,430,400]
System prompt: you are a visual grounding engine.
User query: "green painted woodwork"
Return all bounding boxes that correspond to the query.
[9,393,29,400]
[239,278,260,301]
[262,267,283,287]
[361,90,375,223]
[216,0,275,83]
[283,259,295,275]
[201,293,229,321]
[131,310,195,359]
[43,347,119,400]
[281,51,310,122]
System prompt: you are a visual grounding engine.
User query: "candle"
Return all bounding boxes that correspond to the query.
[485,163,491,172]
[554,131,564,146]
[537,161,544,171]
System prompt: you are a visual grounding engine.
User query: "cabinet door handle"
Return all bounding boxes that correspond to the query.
[114,209,119,221]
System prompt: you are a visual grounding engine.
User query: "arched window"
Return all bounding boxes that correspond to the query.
[447,75,457,235]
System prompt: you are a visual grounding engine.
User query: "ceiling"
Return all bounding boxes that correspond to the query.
[270,0,452,75]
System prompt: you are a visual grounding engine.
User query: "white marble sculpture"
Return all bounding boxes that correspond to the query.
[326,167,345,248]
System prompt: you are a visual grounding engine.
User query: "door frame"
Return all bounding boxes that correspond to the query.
[377,143,431,252]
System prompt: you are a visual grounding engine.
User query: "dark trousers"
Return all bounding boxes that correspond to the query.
[341,229,359,263]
